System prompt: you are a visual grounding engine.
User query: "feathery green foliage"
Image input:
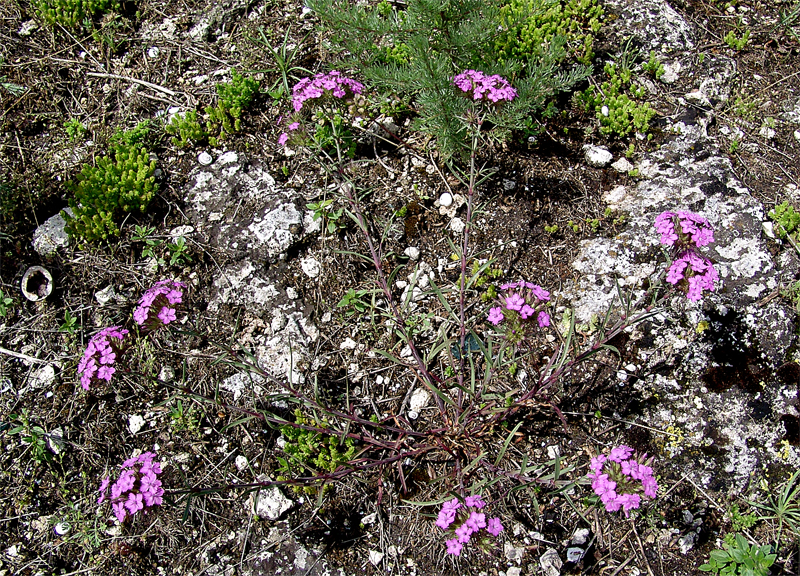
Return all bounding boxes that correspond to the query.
[306,0,590,160]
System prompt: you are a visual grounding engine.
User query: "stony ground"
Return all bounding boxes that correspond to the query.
[2,0,800,575]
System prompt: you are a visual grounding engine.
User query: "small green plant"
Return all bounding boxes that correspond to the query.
[728,503,758,532]
[576,51,657,137]
[626,142,636,158]
[34,0,119,28]
[781,280,800,313]
[205,70,260,146]
[307,198,348,233]
[277,409,356,493]
[8,409,52,464]
[731,95,759,121]
[628,168,641,178]
[768,202,800,239]
[642,50,665,80]
[169,400,200,433]
[109,120,151,147]
[64,118,87,141]
[167,237,192,267]
[63,143,157,244]
[0,57,25,96]
[724,29,751,51]
[0,289,13,318]
[544,224,559,234]
[777,1,800,44]
[250,26,313,100]
[60,309,78,335]
[587,218,600,233]
[337,287,373,315]
[749,470,800,544]
[165,111,207,148]
[729,136,740,154]
[699,533,775,575]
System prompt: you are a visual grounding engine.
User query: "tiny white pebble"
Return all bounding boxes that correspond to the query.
[601,105,609,117]
[439,192,453,207]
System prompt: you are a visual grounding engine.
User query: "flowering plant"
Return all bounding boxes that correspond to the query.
[98,451,165,523]
[435,494,504,556]
[453,70,517,103]
[654,211,718,302]
[588,445,657,517]
[77,326,129,390]
[486,281,551,345]
[133,279,186,331]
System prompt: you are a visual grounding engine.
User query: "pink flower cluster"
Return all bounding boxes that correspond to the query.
[453,70,517,103]
[588,445,657,518]
[655,211,714,247]
[436,495,504,556]
[654,211,718,302]
[487,281,550,328]
[77,326,129,390]
[98,451,165,523]
[291,71,364,112]
[134,280,185,331]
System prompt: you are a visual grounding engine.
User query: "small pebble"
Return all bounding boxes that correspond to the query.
[439,192,453,207]
[147,47,160,58]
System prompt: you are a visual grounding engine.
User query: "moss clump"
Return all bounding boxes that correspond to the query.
[495,0,604,65]
[64,143,156,244]
[34,0,119,28]
[165,111,207,148]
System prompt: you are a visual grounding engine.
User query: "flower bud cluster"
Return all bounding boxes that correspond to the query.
[436,495,504,556]
[487,281,551,345]
[133,279,186,331]
[654,211,718,301]
[453,70,517,103]
[588,445,657,518]
[98,451,165,523]
[77,326,129,390]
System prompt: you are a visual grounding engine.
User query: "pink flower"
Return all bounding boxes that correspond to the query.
[505,294,525,311]
[486,517,503,536]
[278,132,289,146]
[455,523,473,543]
[465,511,486,531]
[537,311,550,328]
[487,306,504,325]
[465,495,486,509]
[158,307,177,324]
[445,538,463,556]
[608,445,633,462]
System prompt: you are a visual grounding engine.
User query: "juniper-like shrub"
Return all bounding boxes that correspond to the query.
[64,143,157,244]
[305,0,590,160]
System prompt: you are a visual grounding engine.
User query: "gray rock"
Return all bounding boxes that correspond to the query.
[94,285,116,306]
[300,257,321,278]
[33,210,72,256]
[603,0,694,53]
[583,144,613,168]
[539,548,562,576]
[610,157,634,173]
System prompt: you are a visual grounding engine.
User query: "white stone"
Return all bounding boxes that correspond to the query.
[539,548,563,576]
[571,528,590,545]
[583,144,613,167]
[217,151,239,165]
[794,130,800,142]
[450,217,465,233]
[94,285,116,305]
[340,338,358,350]
[250,485,293,520]
[235,455,248,471]
[28,365,55,390]
[169,225,194,239]
[198,152,213,165]
[33,210,72,256]
[19,20,38,36]
[566,547,585,562]
[301,257,321,278]
[762,221,775,239]
[439,192,453,207]
[759,126,776,139]
[660,61,680,84]
[601,105,609,117]
[404,247,420,260]
[507,568,522,576]
[147,46,160,58]
[603,185,627,206]
[369,550,384,566]
[128,414,145,435]
[361,513,377,525]
[286,287,298,299]
[611,157,634,173]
